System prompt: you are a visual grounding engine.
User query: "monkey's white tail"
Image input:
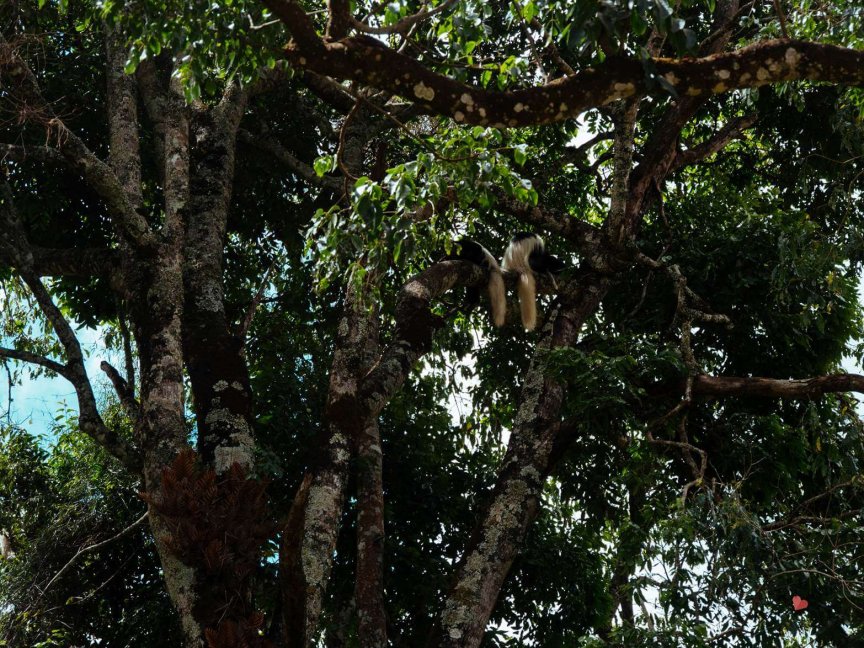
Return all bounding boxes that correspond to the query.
[517,272,537,331]
[481,248,507,327]
[487,268,506,327]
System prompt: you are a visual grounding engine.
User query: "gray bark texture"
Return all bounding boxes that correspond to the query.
[2,2,863,646]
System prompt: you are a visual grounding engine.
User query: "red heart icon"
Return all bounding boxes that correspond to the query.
[792,595,809,611]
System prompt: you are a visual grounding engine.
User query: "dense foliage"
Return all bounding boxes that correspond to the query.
[1,0,864,646]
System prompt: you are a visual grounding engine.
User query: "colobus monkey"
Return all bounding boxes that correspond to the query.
[502,232,565,331]
[449,238,507,327]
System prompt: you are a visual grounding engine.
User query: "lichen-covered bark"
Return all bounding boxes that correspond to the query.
[360,261,485,414]
[429,276,610,648]
[605,100,640,247]
[129,245,201,646]
[105,24,143,211]
[281,287,379,648]
[136,61,190,240]
[355,418,387,648]
[261,0,864,128]
[281,261,487,647]
[182,85,255,473]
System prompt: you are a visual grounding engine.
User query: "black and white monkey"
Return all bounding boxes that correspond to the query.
[502,232,566,331]
[449,238,507,327]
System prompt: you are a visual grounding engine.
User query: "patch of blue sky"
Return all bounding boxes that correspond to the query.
[0,325,117,445]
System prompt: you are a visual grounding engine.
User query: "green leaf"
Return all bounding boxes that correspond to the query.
[513,144,528,166]
[314,155,334,178]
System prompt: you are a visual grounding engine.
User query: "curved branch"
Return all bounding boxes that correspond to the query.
[0,190,140,472]
[349,0,458,35]
[0,42,156,249]
[40,511,148,597]
[24,272,142,473]
[672,112,759,171]
[237,128,343,192]
[100,360,141,420]
[0,347,70,378]
[692,373,864,399]
[260,1,864,128]
[359,259,485,414]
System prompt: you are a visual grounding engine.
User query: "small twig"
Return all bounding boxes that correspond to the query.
[350,0,458,35]
[66,553,136,605]
[116,301,135,393]
[646,375,707,506]
[239,260,277,344]
[0,346,70,378]
[635,253,733,328]
[762,508,864,532]
[247,15,283,30]
[336,99,363,184]
[708,625,745,643]
[772,0,789,38]
[99,360,141,420]
[40,511,148,597]
[532,17,575,76]
[627,271,654,319]
[512,0,549,80]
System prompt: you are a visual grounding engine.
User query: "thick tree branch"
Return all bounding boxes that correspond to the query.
[327,0,351,40]
[624,0,740,229]
[0,142,66,166]
[0,347,70,378]
[672,112,758,171]
[692,373,864,399]
[606,99,641,247]
[116,305,136,392]
[282,282,380,648]
[0,183,141,472]
[429,275,611,647]
[100,360,141,420]
[135,59,190,240]
[21,271,142,473]
[105,23,144,211]
[260,2,864,128]
[359,260,485,414]
[0,40,156,249]
[354,418,387,647]
[264,0,324,51]
[0,244,117,278]
[182,80,255,473]
[237,128,343,192]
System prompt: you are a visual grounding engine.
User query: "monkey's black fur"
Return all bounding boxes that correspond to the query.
[503,232,566,330]
[510,232,566,275]
[444,238,507,327]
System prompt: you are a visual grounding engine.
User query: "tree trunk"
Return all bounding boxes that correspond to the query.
[429,275,610,647]
[281,287,380,647]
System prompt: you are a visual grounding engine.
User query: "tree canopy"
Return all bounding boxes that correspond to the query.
[1,0,864,647]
